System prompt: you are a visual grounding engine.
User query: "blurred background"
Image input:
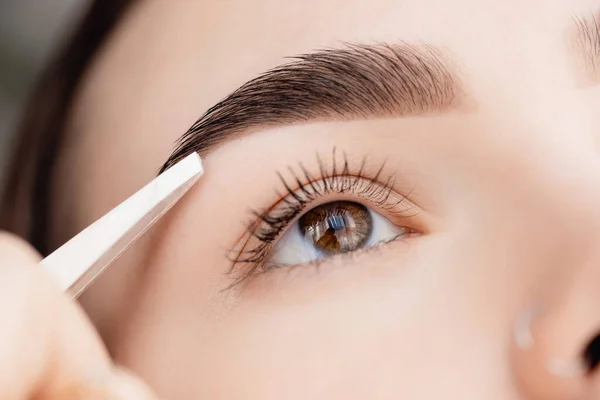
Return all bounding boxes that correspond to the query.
[0,0,87,193]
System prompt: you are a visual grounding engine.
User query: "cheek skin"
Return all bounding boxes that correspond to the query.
[112,231,527,399]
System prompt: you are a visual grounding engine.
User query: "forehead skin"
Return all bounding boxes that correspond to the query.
[51,0,600,398]
[54,0,600,238]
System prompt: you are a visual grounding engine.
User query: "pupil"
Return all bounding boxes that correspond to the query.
[298,201,372,255]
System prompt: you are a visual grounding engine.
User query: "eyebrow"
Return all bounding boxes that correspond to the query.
[159,42,460,172]
[572,14,600,78]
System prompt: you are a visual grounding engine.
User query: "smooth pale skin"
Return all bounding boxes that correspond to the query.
[38,0,600,398]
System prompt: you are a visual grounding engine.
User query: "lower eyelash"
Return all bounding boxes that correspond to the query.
[227,148,409,284]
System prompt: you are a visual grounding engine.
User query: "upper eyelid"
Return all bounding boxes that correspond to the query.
[247,169,410,242]
[243,149,413,233]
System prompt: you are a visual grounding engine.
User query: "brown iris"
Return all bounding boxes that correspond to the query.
[298,201,372,255]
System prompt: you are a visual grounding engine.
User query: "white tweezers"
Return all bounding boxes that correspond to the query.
[40,153,203,298]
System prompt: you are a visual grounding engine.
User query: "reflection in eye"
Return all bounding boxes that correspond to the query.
[270,201,406,266]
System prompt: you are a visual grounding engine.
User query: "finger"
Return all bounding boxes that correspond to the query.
[0,231,42,264]
[0,232,113,398]
[107,367,160,400]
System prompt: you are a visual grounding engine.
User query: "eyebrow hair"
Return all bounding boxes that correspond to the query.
[572,13,600,80]
[159,42,460,172]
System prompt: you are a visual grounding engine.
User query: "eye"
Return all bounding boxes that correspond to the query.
[268,200,408,266]
[228,150,426,285]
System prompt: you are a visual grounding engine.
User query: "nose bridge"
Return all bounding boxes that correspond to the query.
[505,154,600,317]
[466,1,596,143]
[466,8,573,113]
[524,164,600,263]
[515,41,600,271]
[473,94,600,282]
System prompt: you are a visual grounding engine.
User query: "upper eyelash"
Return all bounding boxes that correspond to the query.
[227,148,407,284]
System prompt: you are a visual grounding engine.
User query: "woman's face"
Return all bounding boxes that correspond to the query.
[48,0,600,398]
